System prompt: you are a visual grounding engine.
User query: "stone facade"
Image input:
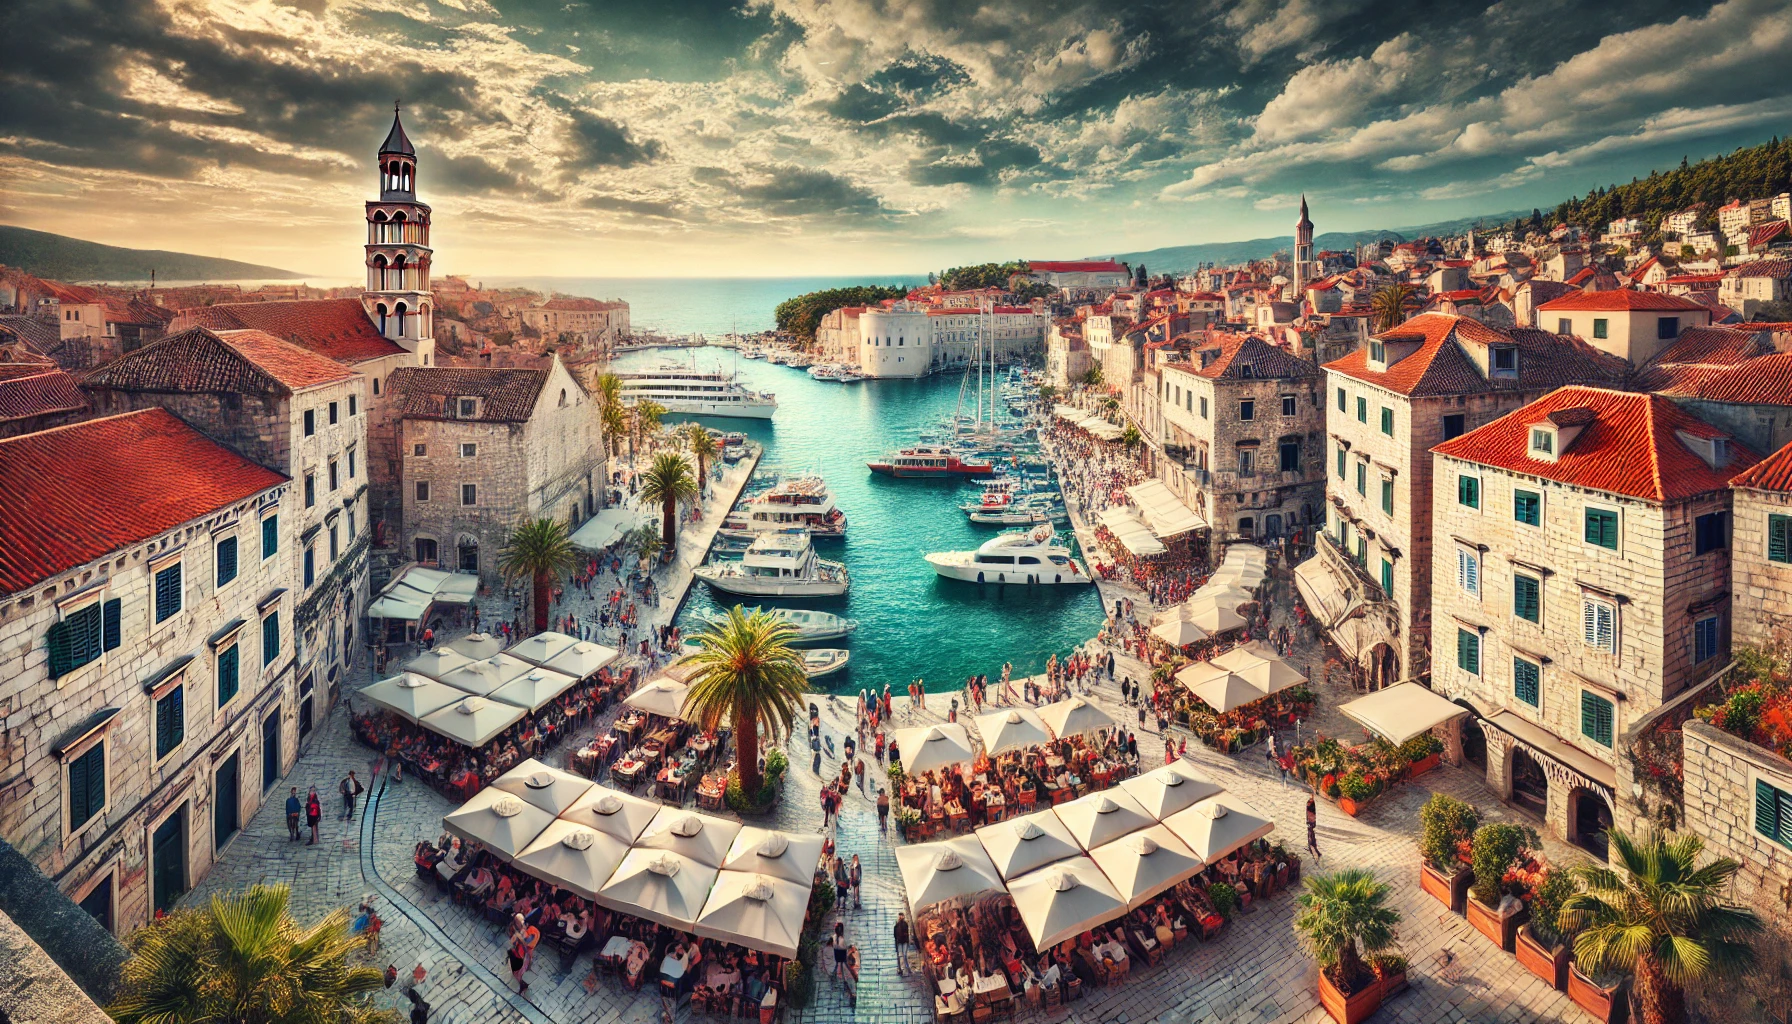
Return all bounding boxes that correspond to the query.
[1045,322,1089,387]
[1681,720,1792,925]
[1732,480,1792,648]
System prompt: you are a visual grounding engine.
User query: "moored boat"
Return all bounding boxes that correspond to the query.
[924,524,1091,585]
[696,607,858,643]
[693,529,848,596]
[866,445,996,478]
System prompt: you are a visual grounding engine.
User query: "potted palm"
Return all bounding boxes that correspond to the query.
[678,607,809,814]
[1417,794,1477,912]
[1514,867,1575,990]
[1293,869,1403,1024]
[1559,828,1763,1024]
[1465,823,1534,951]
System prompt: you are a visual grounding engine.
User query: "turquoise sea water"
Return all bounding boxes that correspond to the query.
[484,276,931,336]
[606,346,1104,697]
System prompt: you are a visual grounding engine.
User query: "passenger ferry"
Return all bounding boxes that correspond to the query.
[865,445,996,478]
[694,607,857,643]
[721,474,847,538]
[693,529,849,597]
[924,524,1091,585]
[616,367,777,419]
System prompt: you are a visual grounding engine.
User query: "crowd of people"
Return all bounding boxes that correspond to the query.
[895,725,1144,834]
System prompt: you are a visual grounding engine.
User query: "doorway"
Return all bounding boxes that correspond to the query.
[1460,716,1487,772]
[214,753,240,851]
[1573,789,1613,860]
[1510,748,1549,818]
[78,874,113,934]
[152,806,187,915]
[1368,643,1400,692]
[262,710,281,792]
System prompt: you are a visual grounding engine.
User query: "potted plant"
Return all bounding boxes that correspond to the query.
[1368,953,1408,997]
[1206,881,1238,920]
[1418,794,1478,912]
[1515,868,1575,990]
[1293,869,1403,1024]
[1398,733,1444,777]
[1336,772,1373,816]
[893,805,921,839]
[1465,823,1534,951]
[1566,965,1629,1024]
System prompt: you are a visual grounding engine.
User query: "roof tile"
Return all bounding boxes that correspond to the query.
[170,299,405,364]
[1324,313,1626,397]
[1536,289,1708,312]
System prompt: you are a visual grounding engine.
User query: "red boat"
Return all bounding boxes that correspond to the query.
[866,445,997,478]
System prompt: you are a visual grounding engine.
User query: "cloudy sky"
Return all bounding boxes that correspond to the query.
[3,0,1790,279]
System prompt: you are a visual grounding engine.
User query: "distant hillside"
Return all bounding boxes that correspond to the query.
[1547,136,1792,239]
[0,225,303,283]
[1106,211,1530,274]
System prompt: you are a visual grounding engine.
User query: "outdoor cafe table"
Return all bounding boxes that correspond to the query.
[613,759,646,790]
[974,975,1012,1004]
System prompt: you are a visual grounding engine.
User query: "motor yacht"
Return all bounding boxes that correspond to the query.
[866,445,996,478]
[693,529,849,597]
[721,474,846,538]
[694,607,858,643]
[924,524,1091,585]
[617,367,777,419]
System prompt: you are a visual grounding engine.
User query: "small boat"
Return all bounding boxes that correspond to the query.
[693,529,849,597]
[809,364,844,381]
[866,445,996,478]
[742,349,765,360]
[968,507,1056,526]
[836,371,865,383]
[801,648,851,679]
[924,524,1092,585]
[696,607,858,643]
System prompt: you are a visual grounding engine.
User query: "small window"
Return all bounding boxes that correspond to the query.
[1556,318,1573,336]
[328,461,338,491]
[1514,658,1540,707]
[1457,548,1480,596]
[1769,514,1792,563]
[413,443,427,457]
[415,537,438,563]
[1355,461,1366,496]
[1335,446,1346,479]
[1199,396,1208,418]
[461,483,478,506]
[1442,414,1466,440]
[1281,394,1297,417]
[1693,615,1721,664]
[1514,489,1541,527]
[373,378,381,395]
[303,409,315,436]
[1530,428,1553,456]
[1513,572,1540,622]
[304,474,316,508]
[1369,340,1385,363]
[1592,318,1609,340]
[1657,316,1679,340]
[328,525,339,562]
[217,643,239,708]
[1695,512,1728,555]
[1492,346,1517,374]
[262,515,278,559]
[1381,477,1393,516]
[1279,440,1300,473]
[348,450,356,479]
[1238,450,1255,476]
[1355,535,1366,565]
[156,684,184,758]
[1582,598,1616,651]
[348,395,358,416]
[262,611,280,667]
[1356,396,1367,423]
[1581,691,1614,746]
[1457,628,1480,675]
[415,481,430,502]
[1755,778,1792,849]
[1379,558,1393,594]
[67,743,106,832]
[1458,474,1480,509]
[1585,508,1619,549]
[458,398,478,418]
[1336,387,1346,412]
[154,563,182,623]
[328,401,338,425]
[303,546,315,588]
[1239,399,1255,421]
[461,443,477,458]
[215,537,237,588]
[1379,407,1393,436]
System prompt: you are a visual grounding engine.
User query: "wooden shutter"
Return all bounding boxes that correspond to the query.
[263,516,278,558]
[46,617,75,677]
[102,598,121,651]
[155,564,182,620]
[1759,779,1780,842]
[216,538,237,586]
[1771,515,1791,564]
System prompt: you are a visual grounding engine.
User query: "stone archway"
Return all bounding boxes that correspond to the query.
[1460,715,1486,772]
[1367,642,1400,691]
[1571,787,1612,860]
[1510,747,1550,819]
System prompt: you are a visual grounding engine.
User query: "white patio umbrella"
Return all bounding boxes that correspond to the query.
[693,871,811,959]
[1211,645,1305,693]
[1174,661,1269,713]
[1087,824,1206,909]
[976,809,1082,880]
[894,836,1006,911]
[1150,616,1210,648]
[1179,598,1248,634]
[1162,793,1275,863]
[447,632,505,660]
[1006,855,1128,951]
[490,667,581,712]
[974,707,1054,756]
[491,758,594,815]
[1036,697,1117,739]
[442,788,556,863]
[722,828,826,887]
[1119,760,1226,821]
[597,848,719,930]
[559,786,660,844]
[507,631,579,666]
[1221,546,1267,568]
[892,723,978,775]
[404,648,472,680]
[1053,789,1155,851]
[635,808,742,869]
[544,640,622,680]
[625,678,692,720]
[359,673,464,723]
[420,696,526,748]
[1191,583,1255,608]
[1209,566,1266,590]
[438,654,534,696]
[512,820,631,901]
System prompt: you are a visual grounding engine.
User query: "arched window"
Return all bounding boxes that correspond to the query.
[394,301,408,338]
[375,302,388,335]
[373,254,388,290]
[559,389,568,407]
[393,254,407,291]
[373,378,381,395]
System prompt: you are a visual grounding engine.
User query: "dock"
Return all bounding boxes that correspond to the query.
[655,444,764,623]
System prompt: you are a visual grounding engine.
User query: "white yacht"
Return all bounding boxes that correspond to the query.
[694,529,849,596]
[722,474,846,538]
[695,607,857,643]
[617,367,777,419]
[924,524,1092,585]
[801,648,850,679]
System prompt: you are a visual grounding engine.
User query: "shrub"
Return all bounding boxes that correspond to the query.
[1336,771,1374,802]
[1526,868,1576,948]
[763,747,789,786]
[806,877,837,928]
[1469,822,1536,906]
[1207,882,1237,919]
[1419,794,1479,872]
[1397,732,1444,760]
[723,771,778,814]
[886,762,905,787]
[1369,952,1408,979]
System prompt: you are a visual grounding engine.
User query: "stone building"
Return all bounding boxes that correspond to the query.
[1730,438,1792,648]
[1155,333,1325,560]
[519,296,630,354]
[1294,314,1627,691]
[815,305,867,365]
[388,356,600,589]
[1045,319,1089,387]
[0,409,293,935]
[1431,386,1759,853]
[1633,323,1792,456]
[81,326,371,711]
[0,361,86,438]
[1535,289,1711,365]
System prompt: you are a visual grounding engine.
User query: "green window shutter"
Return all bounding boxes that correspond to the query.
[69,744,105,830]
[1514,574,1540,623]
[1457,629,1479,674]
[49,604,106,677]
[1770,515,1792,564]
[1336,447,1345,478]
[1381,478,1393,515]
[1380,407,1393,435]
[216,538,237,588]
[154,564,182,622]
[1514,658,1540,706]
[1380,559,1393,594]
[46,618,74,677]
[102,599,121,651]
[263,613,279,667]
[1514,490,1540,527]
[156,687,184,759]
[263,516,278,558]
[1759,779,1781,843]
[1585,509,1617,549]
[219,645,240,707]
[1581,691,1614,746]
[1337,387,1345,412]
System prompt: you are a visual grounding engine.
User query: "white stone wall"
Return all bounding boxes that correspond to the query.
[1681,720,1792,928]
[287,377,372,704]
[1733,485,1792,649]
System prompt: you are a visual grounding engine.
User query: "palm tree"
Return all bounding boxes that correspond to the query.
[498,517,578,633]
[624,523,663,572]
[638,450,699,551]
[1370,283,1418,332]
[600,401,628,461]
[686,422,720,493]
[1038,383,1059,405]
[633,399,667,452]
[595,371,623,411]
[109,884,397,1024]
[678,606,808,798]
[1293,869,1402,992]
[1558,829,1762,1024]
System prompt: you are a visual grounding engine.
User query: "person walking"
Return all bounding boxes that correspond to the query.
[876,788,890,832]
[340,771,364,822]
[507,930,528,994]
[305,786,322,844]
[853,757,866,796]
[285,787,302,842]
[1305,796,1322,862]
[893,914,911,976]
[830,922,849,980]
[1265,732,1278,772]
[848,855,863,909]
[832,854,851,905]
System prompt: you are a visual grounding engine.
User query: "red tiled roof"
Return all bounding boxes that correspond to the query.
[214,330,359,389]
[1536,289,1708,312]
[385,366,551,422]
[39,280,100,304]
[170,299,405,364]
[1749,221,1789,250]
[1563,267,1597,287]
[1734,257,1792,279]
[0,368,85,423]
[1433,386,1759,502]
[1664,273,1726,285]
[82,326,355,395]
[1324,313,1626,397]
[1645,351,1792,405]
[0,409,286,594]
[1029,260,1127,274]
[1733,436,1792,492]
[1166,333,1317,381]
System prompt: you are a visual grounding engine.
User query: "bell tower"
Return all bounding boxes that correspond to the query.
[1291,194,1316,302]
[363,103,435,365]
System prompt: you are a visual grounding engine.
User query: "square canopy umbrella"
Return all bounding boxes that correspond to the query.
[722,828,826,887]
[438,654,534,697]
[507,631,580,666]
[1150,616,1210,648]
[1006,855,1128,951]
[442,788,556,863]
[1119,760,1225,820]
[559,786,660,844]
[1053,788,1155,850]
[625,677,692,720]
[490,667,581,712]
[1338,682,1470,745]
[974,707,1054,757]
[404,648,472,681]
[1162,793,1275,863]
[1174,661,1270,713]
[1211,645,1305,693]
[895,836,1006,912]
[544,640,622,681]
[976,809,1082,880]
[597,848,719,930]
[635,808,743,869]
[1178,597,1248,634]
[491,758,594,815]
[1191,583,1255,608]
[360,673,464,723]
[420,696,526,748]
[447,632,505,660]
[1087,823,1206,910]
[513,820,631,901]
[1036,697,1117,739]
[693,871,811,959]
[892,723,978,775]
[1221,545,1267,567]
[1209,566,1266,590]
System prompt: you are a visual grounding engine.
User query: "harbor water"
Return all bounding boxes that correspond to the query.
[607,346,1105,696]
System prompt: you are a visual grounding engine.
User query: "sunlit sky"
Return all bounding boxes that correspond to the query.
[3,0,1789,278]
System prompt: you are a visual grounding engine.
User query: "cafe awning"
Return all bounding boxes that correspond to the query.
[544,640,621,680]
[1176,596,1248,634]
[490,758,594,816]
[1338,682,1470,746]
[693,871,810,960]
[893,723,978,775]
[1118,761,1225,821]
[1292,554,1355,629]
[513,820,630,901]
[1087,824,1206,910]
[1210,645,1305,694]
[977,810,1082,880]
[1053,404,1084,420]
[721,828,825,888]
[403,648,472,681]
[559,786,661,844]
[624,678,692,720]
[1149,616,1209,647]
[419,696,526,748]
[359,673,464,723]
[437,654,535,697]
[442,788,556,863]
[1053,789,1154,851]
[1006,855,1128,951]
[572,507,638,551]
[507,631,580,666]
[1484,709,1616,802]
[633,808,742,869]
[1125,480,1207,538]
[1162,793,1274,862]
[1037,697,1117,739]
[596,848,719,930]
[368,566,479,621]
[895,836,1006,911]
[974,707,1054,756]
[1174,662,1268,713]
[490,667,582,712]
[447,632,504,660]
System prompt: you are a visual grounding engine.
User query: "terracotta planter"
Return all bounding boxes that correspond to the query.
[1465,895,1529,952]
[1339,796,1361,817]
[1419,861,1473,913]
[1515,926,1570,991]
[1375,969,1407,999]
[1408,752,1440,777]
[1567,965,1629,1024]
[1317,967,1383,1024]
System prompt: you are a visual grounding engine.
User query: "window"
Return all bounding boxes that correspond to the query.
[1443,414,1466,440]
[1239,399,1255,421]
[1695,512,1728,555]
[415,537,438,563]
[156,685,184,758]
[1355,461,1366,496]
[461,443,477,458]
[67,743,106,832]
[328,401,338,425]
[1282,394,1297,417]
[262,515,278,559]
[1335,446,1346,479]
[1514,658,1540,707]
[1369,340,1385,363]
[461,483,478,506]
[1694,615,1721,664]
[348,450,356,479]
[262,611,280,667]
[1771,514,1792,563]
[1356,396,1367,423]
[217,643,239,708]
[1514,489,1541,527]
[1581,691,1614,746]
[1458,474,1480,509]
[1529,428,1553,456]
[458,398,477,418]
[215,537,239,589]
[47,599,121,677]
[1380,558,1394,594]
[328,461,338,491]
[1755,778,1792,849]
[302,409,315,436]
[1582,598,1616,652]
[1355,535,1366,565]
[1457,549,1480,595]
[1514,572,1540,622]
[1279,440,1300,473]
[303,546,314,587]
[1657,316,1679,340]
[1585,508,1619,549]
[1336,387,1346,412]
[1238,450,1255,476]
[328,525,338,561]
[1381,477,1394,515]
[304,474,315,508]
[348,395,357,416]
[347,511,356,538]
[1380,407,1393,436]
[1592,318,1609,340]
[413,443,427,457]
[373,378,380,395]
[415,481,430,502]
[1457,629,1480,675]
[1199,396,1208,418]
[1492,346,1517,375]
[1557,318,1573,336]
[154,563,182,622]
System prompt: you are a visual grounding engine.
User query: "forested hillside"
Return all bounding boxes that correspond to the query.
[1548,136,1792,238]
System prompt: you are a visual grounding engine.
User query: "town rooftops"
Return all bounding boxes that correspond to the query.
[1535,289,1708,313]
[170,299,406,364]
[1432,385,1759,502]
[385,366,552,422]
[538,296,627,312]
[1167,333,1316,381]
[0,409,287,595]
[0,368,85,426]
[82,326,357,395]
[1029,260,1127,274]
[1732,436,1792,492]
[1324,312,1625,398]
[1733,257,1792,279]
